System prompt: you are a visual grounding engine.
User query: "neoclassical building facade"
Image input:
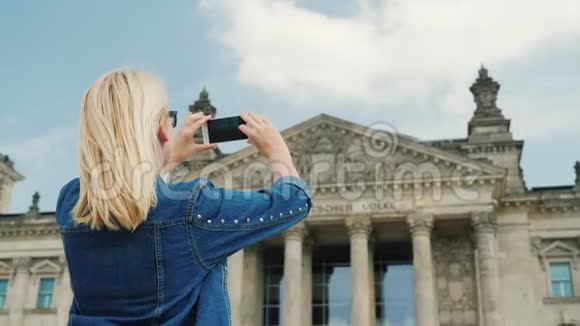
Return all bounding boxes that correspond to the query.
[1,68,579,326]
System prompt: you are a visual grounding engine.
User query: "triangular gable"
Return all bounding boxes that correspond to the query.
[208,113,506,183]
[539,241,579,257]
[29,259,61,274]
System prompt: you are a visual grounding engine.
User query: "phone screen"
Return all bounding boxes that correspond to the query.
[206,116,247,143]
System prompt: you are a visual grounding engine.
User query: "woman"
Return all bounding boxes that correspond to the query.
[56,69,312,325]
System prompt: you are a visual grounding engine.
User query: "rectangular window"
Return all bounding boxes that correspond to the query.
[312,246,351,326]
[550,262,574,298]
[374,243,415,326]
[0,279,8,309]
[375,262,415,326]
[36,278,55,309]
[263,263,284,326]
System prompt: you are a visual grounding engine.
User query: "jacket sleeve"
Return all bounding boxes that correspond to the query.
[187,176,313,268]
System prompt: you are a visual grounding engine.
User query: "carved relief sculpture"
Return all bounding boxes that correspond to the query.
[433,235,478,326]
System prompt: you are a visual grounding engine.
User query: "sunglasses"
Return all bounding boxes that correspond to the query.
[168,110,177,128]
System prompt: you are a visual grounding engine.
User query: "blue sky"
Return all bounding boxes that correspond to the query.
[1,0,579,213]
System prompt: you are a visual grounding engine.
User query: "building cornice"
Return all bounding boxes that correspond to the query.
[458,140,524,155]
[0,223,59,238]
[0,212,59,238]
[500,189,580,213]
[425,139,524,156]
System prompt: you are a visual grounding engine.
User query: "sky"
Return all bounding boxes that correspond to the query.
[0,0,579,213]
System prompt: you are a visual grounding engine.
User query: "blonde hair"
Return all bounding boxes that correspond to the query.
[73,69,168,231]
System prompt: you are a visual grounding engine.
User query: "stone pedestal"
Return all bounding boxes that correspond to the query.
[472,212,501,326]
[408,214,439,326]
[346,216,373,326]
[283,223,308,326]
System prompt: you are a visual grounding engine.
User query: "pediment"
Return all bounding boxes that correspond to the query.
[29,259,61,274]
[207,114,506,187]
[539,241,579,258]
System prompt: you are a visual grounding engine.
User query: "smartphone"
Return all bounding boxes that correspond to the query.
[201,116,247,144]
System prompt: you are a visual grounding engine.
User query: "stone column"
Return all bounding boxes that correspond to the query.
[302,238,313,326]
[283,223,308,326]
[8,257,31,326]
[472,212,501,326]
[346,216,373,326]
[228,250,245,326]
[407,214,439,326]
[368,237,376,326]
[240,245,263,326]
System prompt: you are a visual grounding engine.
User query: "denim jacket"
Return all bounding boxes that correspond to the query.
[56,175,313,325]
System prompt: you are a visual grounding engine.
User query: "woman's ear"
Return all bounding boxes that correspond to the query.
[158,126,168,144]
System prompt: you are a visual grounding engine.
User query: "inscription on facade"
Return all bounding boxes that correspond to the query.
[361,202,395,210]
[310,201,399,215]
[311,203,353,215]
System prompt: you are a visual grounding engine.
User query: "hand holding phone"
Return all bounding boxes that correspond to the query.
[202,116,248,144]
[237,112,300,179]
[161,112,215,174]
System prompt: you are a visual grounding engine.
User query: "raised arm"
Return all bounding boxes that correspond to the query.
[188,176,312,268]
[187,112,312,268]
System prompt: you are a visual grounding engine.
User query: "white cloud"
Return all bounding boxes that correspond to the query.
[505,93,580,139]
[201,0,580,105]
[376,80,580,140]
[200,0,580,139]
[0,126,78,213]
[0,126,77,166]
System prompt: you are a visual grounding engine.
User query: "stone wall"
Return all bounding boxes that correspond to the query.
[528,209,580,326]
[433,233,479,326]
